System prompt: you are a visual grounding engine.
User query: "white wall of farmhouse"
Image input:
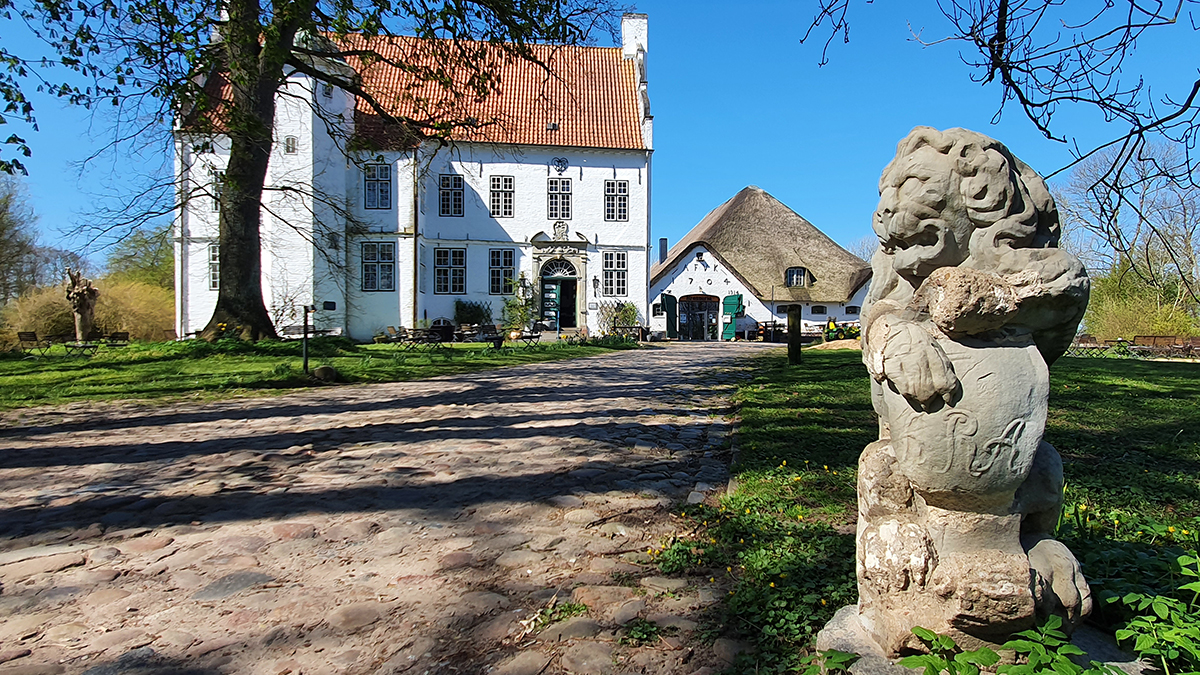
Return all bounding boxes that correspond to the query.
[648,245,869,338]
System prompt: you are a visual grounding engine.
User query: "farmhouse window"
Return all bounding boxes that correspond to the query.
[283,136,298,154]
[603,250,627,297]
[548,177,572,219]
[489,176,514,218]
[604,180,628,221]
[846,305,861,315]
[439,175,464,216]
[785,267,812,288]
[811,305,828,315]
[434,248,466,294]
[652,303,663,317]
[208,243,220,290]
[364,164,392,210]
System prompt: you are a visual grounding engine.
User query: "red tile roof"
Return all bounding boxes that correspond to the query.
[344,36,646,151]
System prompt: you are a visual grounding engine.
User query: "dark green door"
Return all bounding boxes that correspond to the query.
[663,294,677,339]
[721,294,744,341]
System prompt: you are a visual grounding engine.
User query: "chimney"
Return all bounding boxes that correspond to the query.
[658,238,668,264]
[621,13,648,60]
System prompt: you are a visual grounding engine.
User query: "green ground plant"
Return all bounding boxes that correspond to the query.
[620,618,674,646]
[653,349,1200,674]
[525,602,588,635]
[797,650,859,675]
[900,618,1123,675]
[0,336,633,410]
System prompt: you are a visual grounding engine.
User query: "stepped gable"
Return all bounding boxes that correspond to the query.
[651,186,871,303]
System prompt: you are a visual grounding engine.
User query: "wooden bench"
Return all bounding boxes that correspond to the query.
[16,331,51,357]
[1066,333,1109,358]
[106,331,130,348]
[1132,335,1178,357]
[613,325,647,341]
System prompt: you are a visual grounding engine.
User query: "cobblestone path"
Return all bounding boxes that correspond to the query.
[0,342,775,675]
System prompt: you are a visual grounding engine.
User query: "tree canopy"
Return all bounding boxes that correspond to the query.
[804,1,1199,304]
[4,0,622,338]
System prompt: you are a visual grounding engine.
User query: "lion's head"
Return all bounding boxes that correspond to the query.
[873,127,1060,283]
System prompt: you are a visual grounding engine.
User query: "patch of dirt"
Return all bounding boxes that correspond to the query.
[806,339,861,351]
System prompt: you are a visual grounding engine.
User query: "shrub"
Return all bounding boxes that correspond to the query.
[1,279,173,341]
[94,280,174,340]
[1,285,74,339]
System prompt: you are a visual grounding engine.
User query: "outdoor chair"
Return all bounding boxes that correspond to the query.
[477,324,503,348]
[17,331,51,357]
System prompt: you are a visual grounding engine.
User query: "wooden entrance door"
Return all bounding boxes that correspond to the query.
[679,294,719,341]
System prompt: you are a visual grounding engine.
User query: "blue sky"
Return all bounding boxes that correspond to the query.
[8,0,1197,263]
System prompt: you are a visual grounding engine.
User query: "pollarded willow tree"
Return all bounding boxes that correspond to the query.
[803,0,1200,304]
[9,0,621,339]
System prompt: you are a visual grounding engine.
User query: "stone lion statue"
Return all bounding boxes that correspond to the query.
[846,127,1091,655]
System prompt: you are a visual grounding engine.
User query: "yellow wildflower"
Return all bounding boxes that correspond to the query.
[821,599,827,605]
[770,582,775,588]
[1169,526,1177,533]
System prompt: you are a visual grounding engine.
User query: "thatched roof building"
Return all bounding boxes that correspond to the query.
[651,186,871,303]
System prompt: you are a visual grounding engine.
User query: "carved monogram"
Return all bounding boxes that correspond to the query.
[895,410,1027,478]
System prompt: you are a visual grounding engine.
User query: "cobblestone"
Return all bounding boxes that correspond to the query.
[0,342,771,674]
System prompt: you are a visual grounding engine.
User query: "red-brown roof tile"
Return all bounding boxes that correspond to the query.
[344,35,645,150]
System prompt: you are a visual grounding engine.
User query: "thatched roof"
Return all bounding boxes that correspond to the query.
[651,186,871,303]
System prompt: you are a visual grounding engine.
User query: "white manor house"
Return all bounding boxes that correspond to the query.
[174,15,653,341]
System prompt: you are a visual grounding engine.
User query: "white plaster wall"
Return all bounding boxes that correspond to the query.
[176,86,652,340]
[261,74,316,330]
[648,245,766,338]
[648,245,872,337]
[175,134,230,335]
[413,143,651,333]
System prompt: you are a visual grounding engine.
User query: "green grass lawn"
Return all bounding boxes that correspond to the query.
[0,336,634,410]
[658,348,1200,674]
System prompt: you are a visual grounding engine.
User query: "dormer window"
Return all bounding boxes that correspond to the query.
[785,267,813,288]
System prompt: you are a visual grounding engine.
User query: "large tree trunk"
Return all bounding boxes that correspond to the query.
[199,0,316,341]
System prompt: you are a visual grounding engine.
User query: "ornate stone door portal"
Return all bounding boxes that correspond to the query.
[532,221,589,332]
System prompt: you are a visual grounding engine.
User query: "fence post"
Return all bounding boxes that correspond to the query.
[788,306,802,365]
